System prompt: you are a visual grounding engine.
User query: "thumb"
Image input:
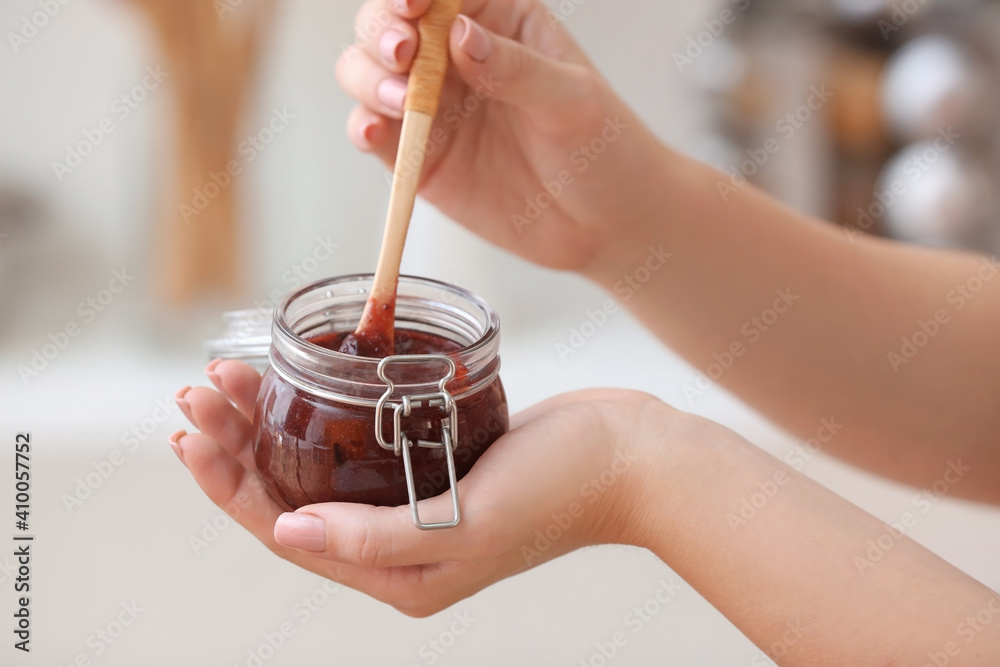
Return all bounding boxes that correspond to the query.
[448,14,592,111]
[281,486,484,568]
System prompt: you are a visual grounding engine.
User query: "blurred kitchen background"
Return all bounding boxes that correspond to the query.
[2,0,999,665]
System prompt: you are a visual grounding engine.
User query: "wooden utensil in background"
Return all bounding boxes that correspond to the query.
[128,0,275,306]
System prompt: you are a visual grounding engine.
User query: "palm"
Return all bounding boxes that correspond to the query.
[175,360,650,616]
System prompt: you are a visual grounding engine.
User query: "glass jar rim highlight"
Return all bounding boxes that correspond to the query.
[207,274,502,406]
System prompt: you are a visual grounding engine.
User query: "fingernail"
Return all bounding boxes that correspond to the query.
[358,118,383,148]
[169,430,188,465]
[175,386,194,424]
[205,359,223,391]
[455,15,490,63]
[376,77,407,112]
[379,29,413,67]
[274,513,327,552]
[358,120,374,146]
[391,0,411,14]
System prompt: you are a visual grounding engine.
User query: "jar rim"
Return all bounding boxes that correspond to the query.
[267,273,502,405]
[273,273,499,365]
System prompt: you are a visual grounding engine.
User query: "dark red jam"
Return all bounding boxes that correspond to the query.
[252,329,508,510]
[337,295,396,357]
[314,329,462,357]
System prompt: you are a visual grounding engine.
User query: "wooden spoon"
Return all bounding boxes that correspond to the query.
[340,0,462,357]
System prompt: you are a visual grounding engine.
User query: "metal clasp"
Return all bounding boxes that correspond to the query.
[375,355,461,530]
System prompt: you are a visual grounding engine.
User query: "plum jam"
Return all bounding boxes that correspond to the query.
[250,275,508,528]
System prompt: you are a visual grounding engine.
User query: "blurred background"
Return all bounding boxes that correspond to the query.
[1,0,999,664]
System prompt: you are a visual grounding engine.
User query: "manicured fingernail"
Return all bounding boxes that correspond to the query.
[358,120,374,146]
[376,77,407,112]
[205,359,223,391]
[169,430,188,465]
[175,386,194,423]
[358,118,384,148]
[380,29,413,67]
[274,513,327,552]
[455,15,490,63]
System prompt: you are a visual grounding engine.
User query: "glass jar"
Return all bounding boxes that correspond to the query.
[250,274,508,530]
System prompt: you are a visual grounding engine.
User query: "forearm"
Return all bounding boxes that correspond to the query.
[585,147,1000,501]
[627,407,1000,665]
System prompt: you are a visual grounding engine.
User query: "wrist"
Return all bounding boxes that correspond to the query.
[593,395,711,552]
[616,404,747,557]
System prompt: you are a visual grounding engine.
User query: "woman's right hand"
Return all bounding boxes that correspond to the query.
[336,0,670,272]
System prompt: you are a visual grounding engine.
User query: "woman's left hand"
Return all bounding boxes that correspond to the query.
[172,360,674,617]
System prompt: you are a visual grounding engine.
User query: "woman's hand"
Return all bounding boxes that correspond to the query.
[172,362,1000,663]
[337,0,670,271]
[172,360,675,616]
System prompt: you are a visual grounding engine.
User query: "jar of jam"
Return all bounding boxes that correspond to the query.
[239,274,508,530]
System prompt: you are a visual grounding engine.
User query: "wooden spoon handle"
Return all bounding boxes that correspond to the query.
[362,0,461,313]
[405,0,461,116]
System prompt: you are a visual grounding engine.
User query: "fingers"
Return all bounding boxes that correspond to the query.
[354,0,419,74]
[337,47,408,120]
[449,14,598,114]
[275,487,493,568]
[347,105,401,164]
[176,431,285,542]
[205,359,262,422]
[176,385,255,470]
[359,0,431,26]
[174,431,418,603]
